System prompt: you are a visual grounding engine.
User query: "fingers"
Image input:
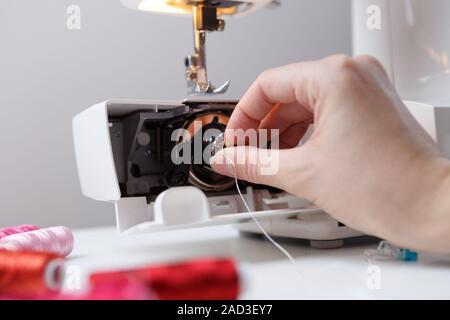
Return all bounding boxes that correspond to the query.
[225,61,325,145]
[354,54,390,81]
[259,102,312,134]
[227,54,389,144]
[278,122,311,149]
[210,146,299,189]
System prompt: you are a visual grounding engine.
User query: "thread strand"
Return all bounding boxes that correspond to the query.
[224,154,300,273]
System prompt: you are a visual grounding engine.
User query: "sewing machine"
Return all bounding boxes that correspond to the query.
[72,0,450,248]
[353,0,450,159]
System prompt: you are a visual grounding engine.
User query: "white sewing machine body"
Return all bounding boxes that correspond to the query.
[353,0,450,158]
[73,0,450,248]
[73,100,362,246]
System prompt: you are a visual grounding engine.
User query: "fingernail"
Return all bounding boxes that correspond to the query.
[224,129,235,147]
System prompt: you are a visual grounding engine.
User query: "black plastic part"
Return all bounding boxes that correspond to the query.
[109,101,282,201]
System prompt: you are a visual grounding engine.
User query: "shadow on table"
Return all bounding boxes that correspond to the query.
[107,233,379,264]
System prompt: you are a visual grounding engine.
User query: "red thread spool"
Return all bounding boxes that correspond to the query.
[90,258,240,300]
[0,249,63,296]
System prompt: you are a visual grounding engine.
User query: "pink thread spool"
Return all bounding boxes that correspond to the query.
[0,226,74,257]
[0,225,39,239]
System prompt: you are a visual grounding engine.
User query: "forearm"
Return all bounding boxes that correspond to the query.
[425,158,450,252]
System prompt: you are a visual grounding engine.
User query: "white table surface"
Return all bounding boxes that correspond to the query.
[68,225,450,299]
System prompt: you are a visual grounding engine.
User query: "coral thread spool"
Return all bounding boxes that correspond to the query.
[90,258,240,300]
[0,250,63,296]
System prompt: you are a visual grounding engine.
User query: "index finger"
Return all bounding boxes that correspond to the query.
[226,61,324,143]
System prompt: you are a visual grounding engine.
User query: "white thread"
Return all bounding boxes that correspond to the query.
[223,154,300,272]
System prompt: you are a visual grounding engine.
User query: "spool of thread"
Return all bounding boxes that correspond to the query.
[0,225,39,239]
[64,277,154,300]
[0,226,74,257]
[1,277,154,300]
[90,258,240,300]
[0,250,63,296]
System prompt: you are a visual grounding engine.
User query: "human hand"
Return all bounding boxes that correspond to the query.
[210,55,450,252]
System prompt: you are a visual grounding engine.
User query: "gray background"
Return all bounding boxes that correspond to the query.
[0,0,351,229]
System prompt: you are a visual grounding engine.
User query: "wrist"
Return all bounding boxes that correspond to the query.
[413,156,450,252]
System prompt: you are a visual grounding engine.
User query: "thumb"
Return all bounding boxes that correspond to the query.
[210,146,293,188]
